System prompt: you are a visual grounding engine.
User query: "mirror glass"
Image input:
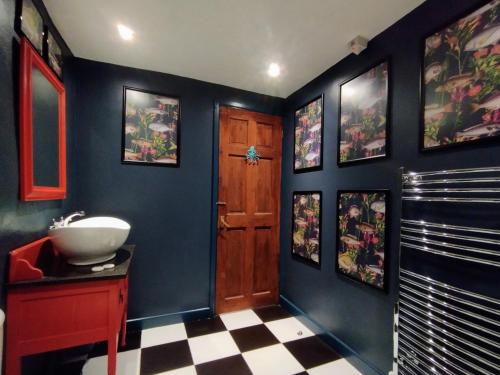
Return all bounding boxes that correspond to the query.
[32,64,59,187]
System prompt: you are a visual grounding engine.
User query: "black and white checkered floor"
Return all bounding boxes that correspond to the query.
[82,305,362,375]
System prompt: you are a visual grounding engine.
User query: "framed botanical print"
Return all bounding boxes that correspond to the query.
[336,190,388,290]
[292,191,321,267]
[17,0,44,54]
[46,31,63,78]
[294,95,323,173]
[338,60,389,165]
[422,0,500,150]
[122,87,180,166]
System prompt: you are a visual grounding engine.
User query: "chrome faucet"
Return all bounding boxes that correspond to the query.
[50,211,86,229]
[50,217,64,229]
[63,211,86,226]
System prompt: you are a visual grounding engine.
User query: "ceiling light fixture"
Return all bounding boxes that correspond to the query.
[268,63,281,78]
[117,24,134,41]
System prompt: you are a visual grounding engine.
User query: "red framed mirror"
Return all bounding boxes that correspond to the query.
[19,37,66,201]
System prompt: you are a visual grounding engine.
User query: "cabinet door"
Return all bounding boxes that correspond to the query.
[7,280,118,355]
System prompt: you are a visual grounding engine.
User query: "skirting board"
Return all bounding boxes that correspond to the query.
[127,306,212,331]
[279,295,385,375]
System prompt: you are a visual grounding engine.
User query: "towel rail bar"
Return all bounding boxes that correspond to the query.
[397,363,421,375]
[401,234,500,257]
[400,303,499,349]
[400,226,500,246]
[399,315,499,361]
[402,196,500,203]
[399,338,469,375]
[401,300,498,345]
[399,347,439,375]
[401,241,500,267]
[400,291,500,336]
[403,177,500,185]
[403,167,500,177]
[400,269,500,305]
[399,330,495,375]
[400,220,500,236]
[400,277,500,315]
[403,188,500,193]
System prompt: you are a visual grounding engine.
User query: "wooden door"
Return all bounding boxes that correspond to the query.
[216,106,282,314]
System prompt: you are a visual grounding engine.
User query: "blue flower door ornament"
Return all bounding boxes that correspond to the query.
[246,146,260,165]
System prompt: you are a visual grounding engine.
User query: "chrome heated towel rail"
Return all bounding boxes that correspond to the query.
[396,167,500,375]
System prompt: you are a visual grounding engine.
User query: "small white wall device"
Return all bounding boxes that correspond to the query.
[349,35,369,55]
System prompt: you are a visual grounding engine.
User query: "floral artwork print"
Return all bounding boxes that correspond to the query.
[47,32,63,78]
[122,87,180,166]
[294,96,323,172]
[292,192,321,265]
[20,0,44,53]
[339,61,388,164]
[423,1,500,149]
[336,191,387,289]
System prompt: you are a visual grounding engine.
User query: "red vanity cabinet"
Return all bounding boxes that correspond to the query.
[5,238,133,375]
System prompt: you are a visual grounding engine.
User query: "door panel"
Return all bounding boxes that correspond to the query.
[228,118,249,145]
[255,158,272,214]
[226,155,247,214]
[256,122,273,148]
[253,227,273,294]
[216,106,282,314]
[221,229,246,299]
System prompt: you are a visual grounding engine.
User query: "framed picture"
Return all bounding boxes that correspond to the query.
[122,87,180,166]
[338,60,389,165]
[422,0,500,151]
[46,31,63,79]
[17,0,44,54]
[291,191,322,267]
[294,95,323,173]
[336,190,388,290]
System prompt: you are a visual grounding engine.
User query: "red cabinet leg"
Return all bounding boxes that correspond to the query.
[5,344,21,375]
[119,277,128,348]
[120,313,127,347]
[5,301,21,375]
[107,333,117,375]
[108,283,120,375]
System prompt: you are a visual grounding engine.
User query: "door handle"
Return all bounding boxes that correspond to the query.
[217,201,230,230]
[220,215,233,230]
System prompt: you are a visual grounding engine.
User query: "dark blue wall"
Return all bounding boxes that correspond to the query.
[4,0,498,372]
[0,0,75,306]
[280,0,498,373]
[66,58,284,320]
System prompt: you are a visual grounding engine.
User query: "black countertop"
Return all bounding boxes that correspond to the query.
[8,245,134,288]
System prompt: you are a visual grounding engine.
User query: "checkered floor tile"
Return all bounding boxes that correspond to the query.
[82,305,363,375]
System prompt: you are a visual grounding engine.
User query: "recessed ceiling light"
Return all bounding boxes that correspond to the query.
[268,63,281,77]
[117,24,134,41]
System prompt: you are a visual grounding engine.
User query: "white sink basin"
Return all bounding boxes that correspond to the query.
[49,217,131,265]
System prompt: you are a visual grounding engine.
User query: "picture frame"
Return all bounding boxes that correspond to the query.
[19,37,66,201]
[16,0,44,54]
[122,86,181,167]
[293,94,324,173]
[338,60,390,166]
[46,30,63,79]
[291,191,322,267]
[421,0,500,151]
[335,190,389,291]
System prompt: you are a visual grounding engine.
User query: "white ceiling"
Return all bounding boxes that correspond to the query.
[44,0,424,98]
